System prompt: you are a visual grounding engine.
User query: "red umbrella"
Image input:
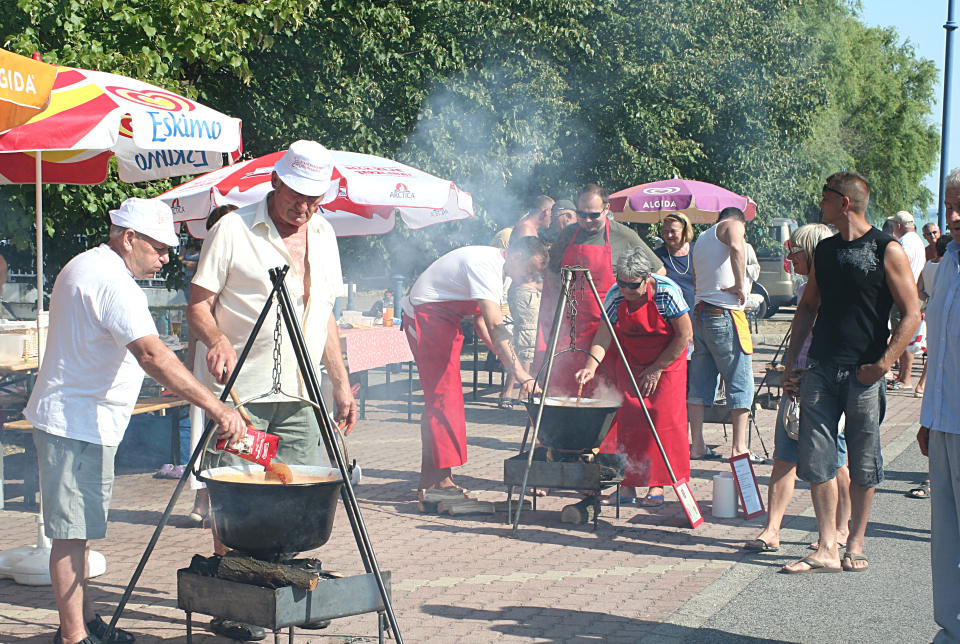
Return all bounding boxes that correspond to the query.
[158,150,474,238]
[610,178,756,224]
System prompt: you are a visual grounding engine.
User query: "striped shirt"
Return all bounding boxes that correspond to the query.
[604,274,690,325]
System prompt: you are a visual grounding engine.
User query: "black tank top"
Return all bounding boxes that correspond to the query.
[809,228,895,366]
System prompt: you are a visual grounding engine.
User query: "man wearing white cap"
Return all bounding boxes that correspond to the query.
[888,210,925,390]
[186,140,356,639]
[23,198,247,644]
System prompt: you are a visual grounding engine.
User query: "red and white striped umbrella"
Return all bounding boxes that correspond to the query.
[158,150,474,238]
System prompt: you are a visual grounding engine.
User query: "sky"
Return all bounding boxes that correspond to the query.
[858,1,958,219]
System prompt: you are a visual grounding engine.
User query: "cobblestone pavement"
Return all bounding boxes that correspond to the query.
[0,347,925,643]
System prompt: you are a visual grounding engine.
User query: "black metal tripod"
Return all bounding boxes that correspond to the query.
[104,265,402,644]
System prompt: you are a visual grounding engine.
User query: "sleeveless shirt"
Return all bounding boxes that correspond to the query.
[692,223,742,310]
[809,228,896,366]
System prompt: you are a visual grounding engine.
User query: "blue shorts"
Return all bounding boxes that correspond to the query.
[686,307,755,410]
[773,395,847,468]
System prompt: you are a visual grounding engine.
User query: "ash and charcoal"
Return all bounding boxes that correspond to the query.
[530,447,625,479]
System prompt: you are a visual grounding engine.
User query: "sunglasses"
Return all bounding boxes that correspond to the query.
[823,184,846,199]
[616,278,646,290]
[577,209,606,220]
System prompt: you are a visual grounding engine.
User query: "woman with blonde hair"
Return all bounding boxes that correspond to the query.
[653,212,696,310]
[744,223,854,552]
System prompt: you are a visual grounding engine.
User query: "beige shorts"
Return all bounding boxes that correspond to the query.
[33,430,117,540]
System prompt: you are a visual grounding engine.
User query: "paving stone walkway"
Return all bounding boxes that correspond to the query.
[0,347,926,643]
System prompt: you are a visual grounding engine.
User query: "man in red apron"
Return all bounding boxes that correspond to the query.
[402,237,549,492]
[575,247,692,506]
[534,185,665,449]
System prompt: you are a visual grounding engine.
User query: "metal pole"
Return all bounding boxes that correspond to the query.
[938,0,957,232]
[270,269,403,643]
[583,271,679,484]
[509,269,574,536]
[102,267,291,644]
[35,151,43,367]
[392,275,404,316]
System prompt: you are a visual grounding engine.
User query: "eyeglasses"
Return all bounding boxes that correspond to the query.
[577,209,606,220]
[616,278,646,290]
[823,184,846,199]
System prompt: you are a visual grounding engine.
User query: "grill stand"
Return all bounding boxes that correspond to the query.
[178,569,391,644]
[504,452,622,531]
[103,266,403,644]
[506,267,704,536]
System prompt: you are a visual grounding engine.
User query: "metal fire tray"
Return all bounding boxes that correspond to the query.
[503,453,623,530]
[177,569,391,644]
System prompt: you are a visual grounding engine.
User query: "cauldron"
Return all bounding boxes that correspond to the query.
[522,396,621,451]
[197,464,342,561]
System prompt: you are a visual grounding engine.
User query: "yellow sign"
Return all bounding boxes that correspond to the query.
[0,49,58,132]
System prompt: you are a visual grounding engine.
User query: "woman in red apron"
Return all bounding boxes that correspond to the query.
[575,248,692,506]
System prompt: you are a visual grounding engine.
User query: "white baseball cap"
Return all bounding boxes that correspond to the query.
[891,210,915,226]
[109,198,179,247]
[273,140,336,197]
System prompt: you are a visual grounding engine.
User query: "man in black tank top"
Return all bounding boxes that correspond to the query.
[780,172,920,574]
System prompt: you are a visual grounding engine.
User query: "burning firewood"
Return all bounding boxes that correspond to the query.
[217,553,320,590]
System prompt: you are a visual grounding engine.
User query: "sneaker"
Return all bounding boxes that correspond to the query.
[210,619,266,641]
[86,615,136,644]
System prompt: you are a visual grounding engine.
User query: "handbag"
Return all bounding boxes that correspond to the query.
[780,395,801,441]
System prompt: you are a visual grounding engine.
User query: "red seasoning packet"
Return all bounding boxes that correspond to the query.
[216,427,279,466]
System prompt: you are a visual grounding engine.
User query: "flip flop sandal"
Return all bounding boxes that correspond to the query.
[907,481,931,499]
[601,492,636,505]
[887,381,912,391]
[744,538,779,552]
[694,448,723,460]
[781,556,842,574]
[842,552,869,572]
[498,397,515,410]
[808,540,846,550]
[639,494,665,507]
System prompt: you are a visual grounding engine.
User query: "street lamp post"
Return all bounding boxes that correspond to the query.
[938,0,957,231]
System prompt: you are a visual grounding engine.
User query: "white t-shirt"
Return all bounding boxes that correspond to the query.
[192,196,343,402]
[900,230,926,281]
[25,245,158,446]
[401,246,506,317]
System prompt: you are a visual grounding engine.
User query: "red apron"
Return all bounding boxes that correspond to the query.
[612,281,690,487]
[403,300,487,470]
[533,219,616,398]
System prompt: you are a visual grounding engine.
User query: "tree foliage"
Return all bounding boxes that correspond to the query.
[0,0,941,288]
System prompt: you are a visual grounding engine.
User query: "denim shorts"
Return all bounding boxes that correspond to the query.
[34,430,117,540]
[686,308,755,410]
[796,360,886,487]
[773,394,847,468]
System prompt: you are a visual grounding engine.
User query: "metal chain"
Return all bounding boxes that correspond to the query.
[270,299,283,395]
[567,269,579,349]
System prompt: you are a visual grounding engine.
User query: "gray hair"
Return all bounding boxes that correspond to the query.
[108,225,147,242]
[922,222,940,233]
[616,247,652,281]
[946,167,960,193]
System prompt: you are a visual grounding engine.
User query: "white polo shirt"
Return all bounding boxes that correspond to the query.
[25,245,158,446]
[401,246,507,317]
[192,195,343,401]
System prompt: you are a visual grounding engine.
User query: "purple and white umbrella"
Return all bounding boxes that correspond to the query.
[609,178,756,224]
